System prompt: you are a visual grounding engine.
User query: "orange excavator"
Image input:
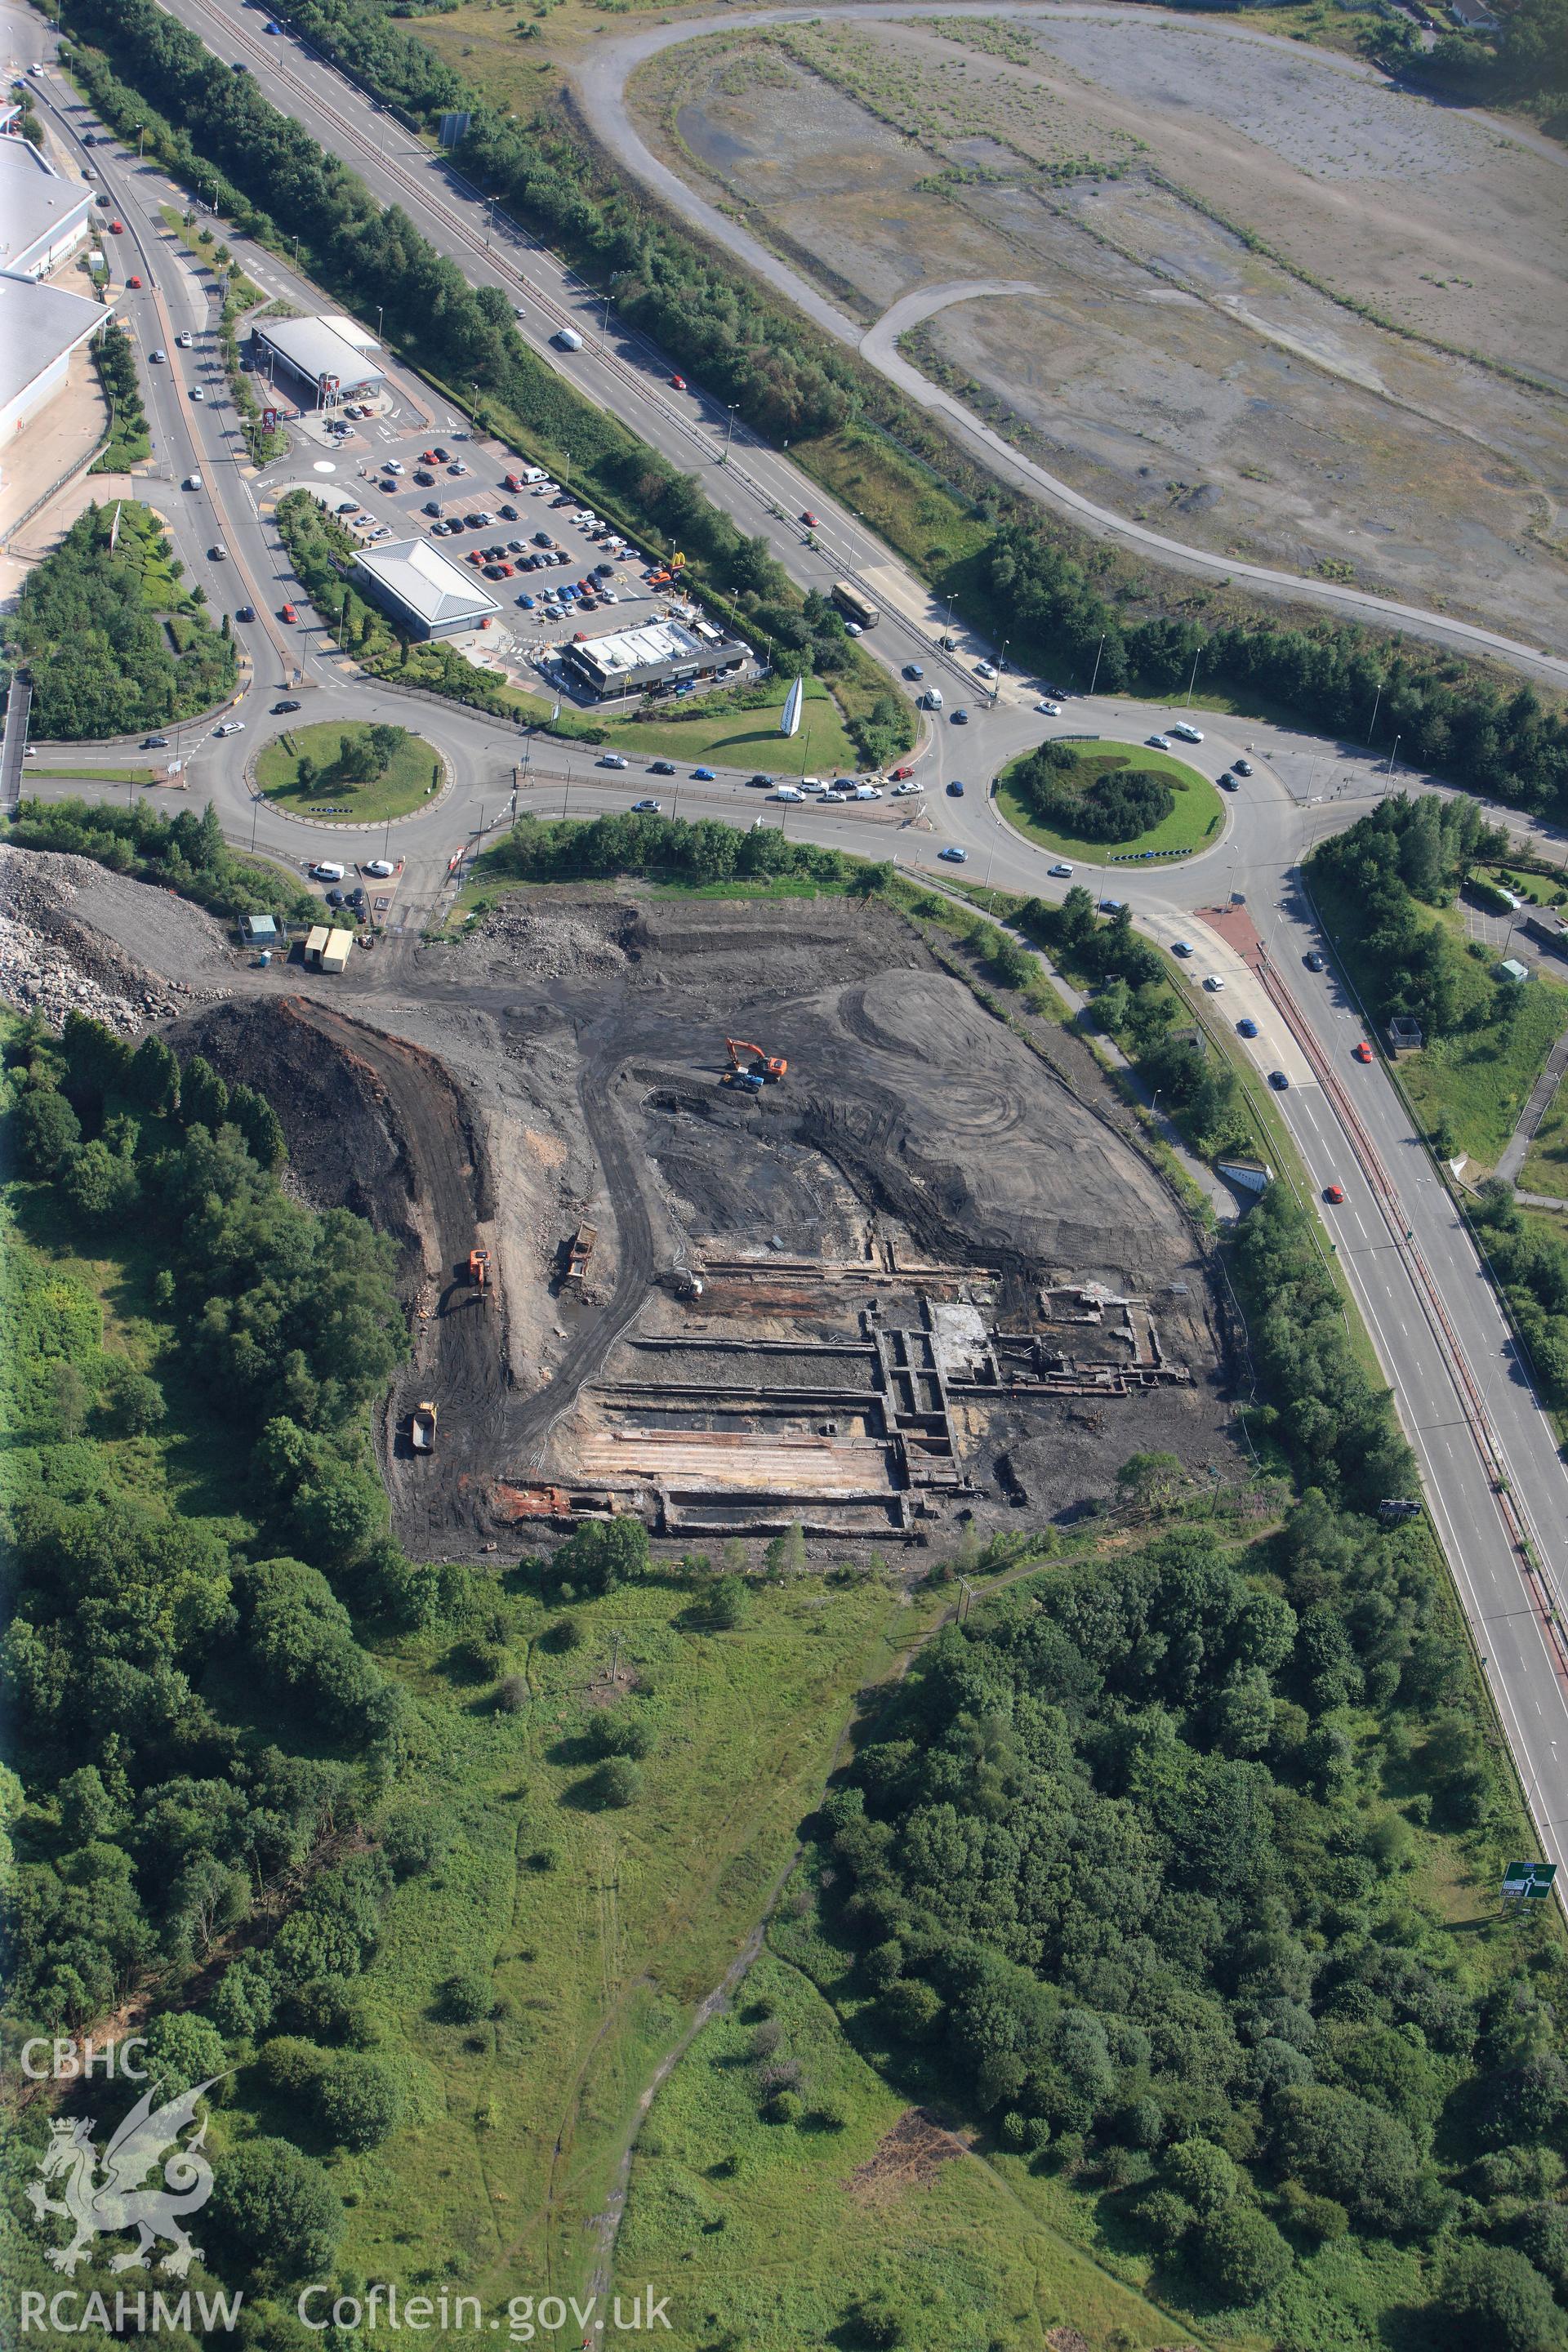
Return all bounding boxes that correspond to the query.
[468,1247,490,1298]
[724,1036,788,1085]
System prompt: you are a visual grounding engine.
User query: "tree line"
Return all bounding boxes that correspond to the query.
[987,523,1568,822]
[9,795,317,928]
[485,808,889,893]
[8,504,236,741]
[90,319,150,471]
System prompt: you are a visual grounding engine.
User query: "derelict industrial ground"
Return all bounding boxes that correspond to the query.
[163,887,1240,1554]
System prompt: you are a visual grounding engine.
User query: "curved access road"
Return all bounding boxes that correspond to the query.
[576,2,1568,689]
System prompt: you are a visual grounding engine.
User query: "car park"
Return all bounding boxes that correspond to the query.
[1268,1070,1290,1089]
[939,846,969,862]
[414,470,434,487]
[1049,862,1073,878]
[1237,1018,1259,1039]
[423,501,442,516]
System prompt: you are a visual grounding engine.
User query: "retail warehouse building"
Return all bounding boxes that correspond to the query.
[350,538,499,640]
[561,617,748,703]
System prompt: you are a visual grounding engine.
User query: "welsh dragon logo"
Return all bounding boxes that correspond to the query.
[27,2077,221,2276]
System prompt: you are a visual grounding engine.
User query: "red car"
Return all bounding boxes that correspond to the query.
[800,510,817,527]
[421,449,438,465]
[126,274,143,289]
[889,764,914,782]
[1324,1184,1346,1205]
[669,373,686,390]
[280,603,298,624]
[108,218,124,234]
[504,472,522,492]
[1353,1040,1373,1063]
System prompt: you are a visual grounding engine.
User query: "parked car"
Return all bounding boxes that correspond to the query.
[312,862,345,881]
[365,860,394,878]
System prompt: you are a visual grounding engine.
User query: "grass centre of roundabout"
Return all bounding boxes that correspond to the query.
[995,738,1226,865]
[256,720,441,825]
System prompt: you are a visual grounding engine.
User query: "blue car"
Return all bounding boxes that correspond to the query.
[947,779,964,797]
[1237,1018,1259,1038]
[518,594,535,608]
[1099,898,1123,913]
[939,845,969,863]
[693,766,715,781]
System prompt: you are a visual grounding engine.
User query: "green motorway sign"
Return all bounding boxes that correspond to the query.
[1502,1861,1557,1899]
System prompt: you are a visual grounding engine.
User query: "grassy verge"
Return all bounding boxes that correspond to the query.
[996,742,1227,865]
[512,675,860,773]
[1521,1082,1568,1197]
[256,720,442,823]
[24,765,151,783]
[1312,869,1568,1167]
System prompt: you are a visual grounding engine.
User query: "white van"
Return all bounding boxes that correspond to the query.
[854,782,882,800]
[184,473,203,492]
[517,466,547,485]
[773,785,804,803]
[923,688,943,711]
[311,862,345,883]
[554,327,584,353]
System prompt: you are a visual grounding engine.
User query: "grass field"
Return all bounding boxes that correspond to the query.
[323,1570,927,2309]
[1521,1083,1568,1198]
[617,1942,1196,2352]
[514,675,861,773]
[996,742,1226,864]
[256,721,440,823]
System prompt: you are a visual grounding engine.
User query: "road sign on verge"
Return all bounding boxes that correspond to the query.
[1502,1862,1557,1900]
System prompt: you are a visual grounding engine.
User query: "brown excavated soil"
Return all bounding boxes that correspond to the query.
[845,2108,968,2205]
[74,882,1239,1556]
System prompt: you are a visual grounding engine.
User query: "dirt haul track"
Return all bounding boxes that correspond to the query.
[145,882,1237,1552]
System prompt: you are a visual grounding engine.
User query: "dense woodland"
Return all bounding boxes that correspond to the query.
[1308,795,1508,1041]
[0,1013,479,2324]
[10,506,236,741]
[57,0,1568,819]
[819,1181,1568,2345]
